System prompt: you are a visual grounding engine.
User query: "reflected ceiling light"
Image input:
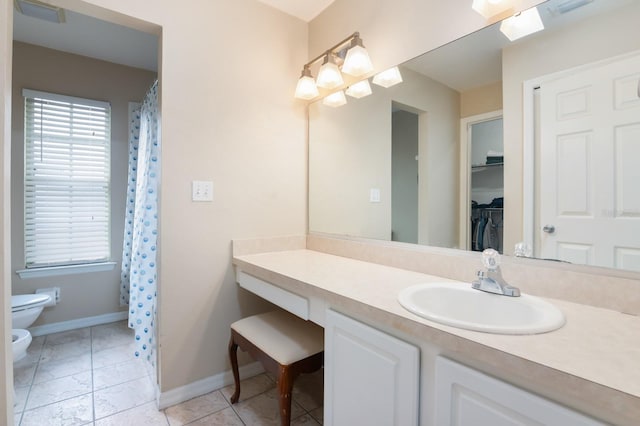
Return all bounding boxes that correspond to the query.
[472,0,514,20]
[372,67,403,88]
[316,53,344,89]
[323,91,347,108]
[341,34,374,77]
[345,79,372,99]
[500,8,545,41]
[14,0,66,23]
[294,66,319,100]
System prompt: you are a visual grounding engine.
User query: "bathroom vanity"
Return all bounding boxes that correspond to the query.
[232,235,640,426]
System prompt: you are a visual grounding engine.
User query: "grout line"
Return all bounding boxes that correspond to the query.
[89,325,96,424]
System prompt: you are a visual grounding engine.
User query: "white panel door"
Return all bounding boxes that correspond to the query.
[324,309,419,426]
[435,357,604,426]
[538,52,640,270]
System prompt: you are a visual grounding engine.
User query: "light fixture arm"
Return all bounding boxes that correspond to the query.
[302,31,361,70]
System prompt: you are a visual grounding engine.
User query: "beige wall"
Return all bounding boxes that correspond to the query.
[1,0,308,403]
[11,42,157,325]
[1,0,14,421]
[501,1,640,253]
[309,67,460,247]
[460,81,503,118]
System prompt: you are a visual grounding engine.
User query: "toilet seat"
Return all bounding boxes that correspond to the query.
[11,294,51,313]
[12,329,32,362]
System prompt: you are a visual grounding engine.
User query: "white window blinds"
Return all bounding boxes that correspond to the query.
[23,89,111,268]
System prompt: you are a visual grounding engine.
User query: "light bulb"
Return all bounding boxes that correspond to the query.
[323,91,347,108]
[342,44,373,77]
[345,80,372,99]
[500,7,544,41]
[372,67,403,88]
[316,54,344,89]
[294,68,319,100]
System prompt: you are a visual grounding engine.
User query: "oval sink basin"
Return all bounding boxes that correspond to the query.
[398,282,565,335]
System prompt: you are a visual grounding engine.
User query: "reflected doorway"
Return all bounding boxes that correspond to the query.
[391,108,419,244]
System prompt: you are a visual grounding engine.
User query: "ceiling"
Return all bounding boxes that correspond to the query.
[254,0,335,21]
[12,0,334,73]
[13,7,159,72]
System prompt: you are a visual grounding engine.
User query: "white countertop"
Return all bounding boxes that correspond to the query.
[233,248,640,425]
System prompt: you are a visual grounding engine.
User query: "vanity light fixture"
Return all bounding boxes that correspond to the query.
[323,90,347,108]
[341,33,374,77]
[500,7,545,41]
[472,0,515,20]
[316,53,344,89]
[345,79,372,99]
[294,32,374,100]
[372,66,403,88]
[294,66,320,100]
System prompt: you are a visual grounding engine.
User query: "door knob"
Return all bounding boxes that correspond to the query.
[542,224,555,234]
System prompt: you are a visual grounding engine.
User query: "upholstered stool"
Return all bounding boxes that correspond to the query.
[228,310,324,426]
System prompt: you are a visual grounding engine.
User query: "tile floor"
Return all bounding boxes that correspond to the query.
[13,321,324,425]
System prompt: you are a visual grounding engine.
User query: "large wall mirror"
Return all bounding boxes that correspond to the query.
[309,0,640,272]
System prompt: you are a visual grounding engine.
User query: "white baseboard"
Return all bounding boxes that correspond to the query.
[157,362,265,410]
[29,311,128,337]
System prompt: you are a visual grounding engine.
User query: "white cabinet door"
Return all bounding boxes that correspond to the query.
[435,357,604,426]
[324,309,419,426]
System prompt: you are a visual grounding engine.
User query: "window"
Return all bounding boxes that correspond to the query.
[23,89,111,268]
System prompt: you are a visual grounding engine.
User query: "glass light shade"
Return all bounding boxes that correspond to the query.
[294,75,319,100]
[345,80,372,99]
[316,55,344,89]
[322,91,347,108]
[372,67,403,88]
[500,8,545,41]
[342,45,374,77]
[472,0,514,19]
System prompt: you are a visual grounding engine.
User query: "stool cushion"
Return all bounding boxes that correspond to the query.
[231,310,323,365]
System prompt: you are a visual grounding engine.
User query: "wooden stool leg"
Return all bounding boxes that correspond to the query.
[277,365,295,426]
[228,334,241,404]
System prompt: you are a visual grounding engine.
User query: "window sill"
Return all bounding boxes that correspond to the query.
[16,262,117,279]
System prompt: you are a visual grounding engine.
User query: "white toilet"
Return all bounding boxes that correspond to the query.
[11,293,51,361]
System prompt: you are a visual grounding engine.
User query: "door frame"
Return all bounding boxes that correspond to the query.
[459,110,503,250]
[522,49,640,255]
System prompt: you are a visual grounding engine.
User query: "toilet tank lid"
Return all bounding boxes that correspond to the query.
[12,293,51,309]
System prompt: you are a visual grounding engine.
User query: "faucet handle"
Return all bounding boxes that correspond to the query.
[481,249,500,271]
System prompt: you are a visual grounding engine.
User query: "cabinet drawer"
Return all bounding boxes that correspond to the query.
[237,270,309,320]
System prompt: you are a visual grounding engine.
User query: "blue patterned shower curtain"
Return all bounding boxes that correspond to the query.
[120,80,160,363]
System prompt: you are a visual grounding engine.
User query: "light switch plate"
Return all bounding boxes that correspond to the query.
[370,188,381,203]
[192,180,213,201]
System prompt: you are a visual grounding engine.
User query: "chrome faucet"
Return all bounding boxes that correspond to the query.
[472,249,520,297]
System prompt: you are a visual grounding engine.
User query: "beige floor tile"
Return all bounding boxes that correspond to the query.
[233,387,306,426]
[92,321,133,352]
[292,370,323,412]
[164,391,229,426]
[92,341,138,369]
[309,407,323,424]
[13,361,37,388]
[220,372,275,403]
[33,353,92,384]
[25,370,92,410]
[93,358,149,391]
[291,413,322,425]
[44,328,91,346]
[95,401,168,426]
[40,339,92,364]
[94,375,156,419]
[21,393,93,426]
[185,406,244,425]
[14,385,29,414]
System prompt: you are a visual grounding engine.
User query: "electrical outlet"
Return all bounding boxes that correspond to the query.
[192,180,214,202]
